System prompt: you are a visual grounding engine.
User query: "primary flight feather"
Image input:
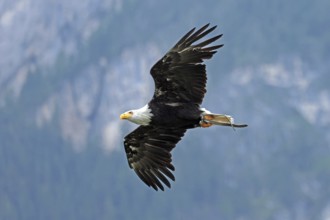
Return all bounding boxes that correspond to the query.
[120,24,247,191]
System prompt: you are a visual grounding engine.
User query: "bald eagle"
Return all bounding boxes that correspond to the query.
[120,24,247,191]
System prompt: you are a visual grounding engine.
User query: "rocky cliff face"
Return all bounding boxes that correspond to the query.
[34,43,161,152]
[0,0,118,103]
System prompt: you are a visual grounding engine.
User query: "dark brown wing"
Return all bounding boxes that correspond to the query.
[150,23,223,105]
[124,125,186,191]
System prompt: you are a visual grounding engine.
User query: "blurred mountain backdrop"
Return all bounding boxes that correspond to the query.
[1,0,330,219]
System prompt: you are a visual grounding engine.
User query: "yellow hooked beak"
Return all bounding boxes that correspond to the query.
[120,111,133,120]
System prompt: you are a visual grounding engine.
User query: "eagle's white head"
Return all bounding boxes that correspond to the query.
[120,104,153,126]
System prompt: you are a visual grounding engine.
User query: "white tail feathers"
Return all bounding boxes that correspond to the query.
[200,108,248,128]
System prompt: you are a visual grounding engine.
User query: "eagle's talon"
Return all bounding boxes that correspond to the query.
[200,121,213,128]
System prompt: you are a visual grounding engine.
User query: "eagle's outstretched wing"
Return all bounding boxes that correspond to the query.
[124,125,186,191]
[150,23,223,105]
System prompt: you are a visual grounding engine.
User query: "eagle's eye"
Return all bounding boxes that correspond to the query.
[128,111,133,115]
